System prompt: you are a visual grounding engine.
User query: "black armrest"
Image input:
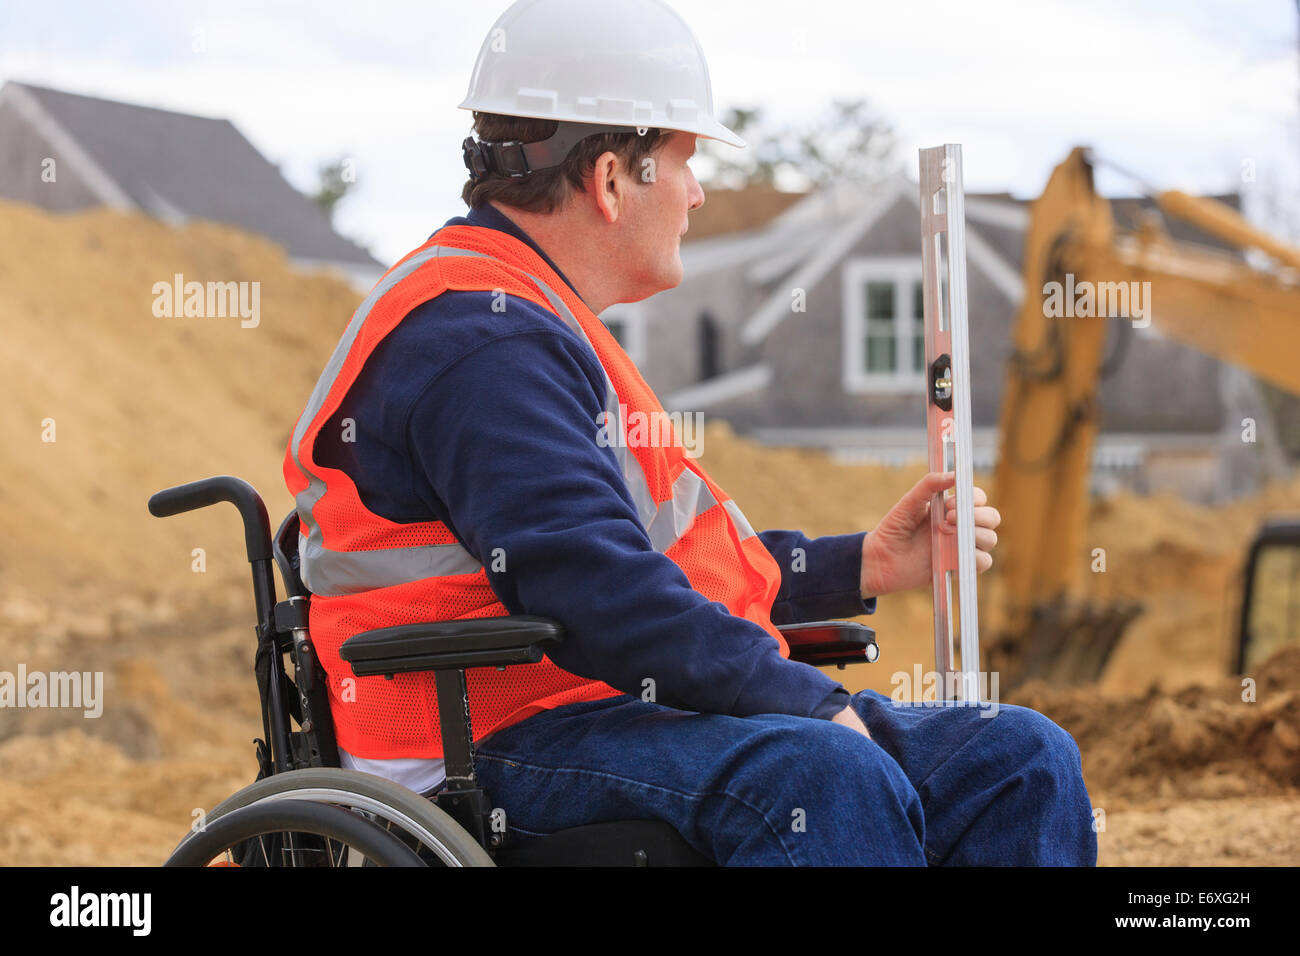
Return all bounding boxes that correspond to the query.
[778,621,879,669]
[340,615,564,677]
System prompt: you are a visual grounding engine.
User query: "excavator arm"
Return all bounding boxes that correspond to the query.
[989,147,1300,686]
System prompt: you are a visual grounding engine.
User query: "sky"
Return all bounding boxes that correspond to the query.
[1,0,1296,264]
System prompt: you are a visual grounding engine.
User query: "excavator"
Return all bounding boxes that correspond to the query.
[987,146,1300,688]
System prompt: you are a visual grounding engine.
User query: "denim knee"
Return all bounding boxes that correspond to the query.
[715,718,927,866]
[990,704,1086,779]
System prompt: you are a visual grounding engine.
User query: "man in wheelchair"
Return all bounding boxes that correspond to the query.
[279,0,1097,865]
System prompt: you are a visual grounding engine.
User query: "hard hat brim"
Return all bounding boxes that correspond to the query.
[693,115,747,150]
[457,100,747,151]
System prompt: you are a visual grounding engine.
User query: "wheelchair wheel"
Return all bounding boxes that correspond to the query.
[166,799,426,867]
[205,768,495,867]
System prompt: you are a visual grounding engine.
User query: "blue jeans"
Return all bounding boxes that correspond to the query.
[473,690,1097,866]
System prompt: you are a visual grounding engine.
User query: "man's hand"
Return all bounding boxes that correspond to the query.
[860,472,1001,598]
[832,704,872,740]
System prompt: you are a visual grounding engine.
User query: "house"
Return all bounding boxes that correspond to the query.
[600,176,1286,502]
[0,81,384,290]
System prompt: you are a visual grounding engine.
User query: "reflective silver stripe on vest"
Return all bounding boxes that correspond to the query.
[290,243,758,597]
[723,499,757,540]
[644,467,714,552]
[299,535,484,597]
[290,245,487,596]
[504,267,760,547]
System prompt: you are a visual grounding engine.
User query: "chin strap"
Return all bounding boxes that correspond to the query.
[463,122,651,181]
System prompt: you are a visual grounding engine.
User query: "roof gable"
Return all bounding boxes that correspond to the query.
[3,81,380,268]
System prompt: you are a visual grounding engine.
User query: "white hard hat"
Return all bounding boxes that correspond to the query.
[459,0,746,155]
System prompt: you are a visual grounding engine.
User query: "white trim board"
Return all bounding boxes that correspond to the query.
[0,81,135,211]
[902,183,1024,305]
[680,218,836,280]
[965,197,1030,231]
[740,180,909,346]
[662,363,772,410]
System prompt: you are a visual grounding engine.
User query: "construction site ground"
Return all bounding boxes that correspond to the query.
[1,201,1296,866]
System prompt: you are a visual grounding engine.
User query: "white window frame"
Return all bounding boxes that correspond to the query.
[842,256,927,394]
[599,302,648,366]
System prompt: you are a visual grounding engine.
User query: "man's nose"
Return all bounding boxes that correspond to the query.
[687,168,705,211]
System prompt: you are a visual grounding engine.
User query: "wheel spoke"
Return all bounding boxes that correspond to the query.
[182,769,494,867]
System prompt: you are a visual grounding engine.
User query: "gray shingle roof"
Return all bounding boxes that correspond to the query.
[8,81,381,268]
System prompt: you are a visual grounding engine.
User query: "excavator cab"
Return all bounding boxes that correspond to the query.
[1236,518,1300,674]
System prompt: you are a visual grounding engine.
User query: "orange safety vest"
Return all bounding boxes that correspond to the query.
[283,223,790,760]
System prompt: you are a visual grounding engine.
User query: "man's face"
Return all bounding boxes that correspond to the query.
[619,131,705,298]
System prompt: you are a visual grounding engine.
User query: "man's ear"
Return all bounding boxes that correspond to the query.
[590,150,623,224]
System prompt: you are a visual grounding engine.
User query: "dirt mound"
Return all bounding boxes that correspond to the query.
[0,199,352,608]
[1011,645,1300,809]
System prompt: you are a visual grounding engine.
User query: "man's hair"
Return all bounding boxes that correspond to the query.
[461,112,671,214]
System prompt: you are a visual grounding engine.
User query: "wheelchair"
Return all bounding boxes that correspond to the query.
[149,475,881,867]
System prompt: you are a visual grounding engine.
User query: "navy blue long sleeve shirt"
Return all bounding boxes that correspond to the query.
[314,203,876,722]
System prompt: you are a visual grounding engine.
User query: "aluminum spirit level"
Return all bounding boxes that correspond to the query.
[918,144,981,703]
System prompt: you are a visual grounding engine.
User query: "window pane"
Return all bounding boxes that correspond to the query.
[914,334,925,372]
[866,281,895,320]
[866,336,896,372]
[912,280,925,319]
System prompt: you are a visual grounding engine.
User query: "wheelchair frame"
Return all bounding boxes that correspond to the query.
[149,475,880,866]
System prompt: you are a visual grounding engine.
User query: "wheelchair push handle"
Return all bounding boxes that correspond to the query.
[148,475,273,563]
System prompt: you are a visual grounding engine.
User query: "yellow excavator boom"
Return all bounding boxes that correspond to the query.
[990,147,1300,676]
